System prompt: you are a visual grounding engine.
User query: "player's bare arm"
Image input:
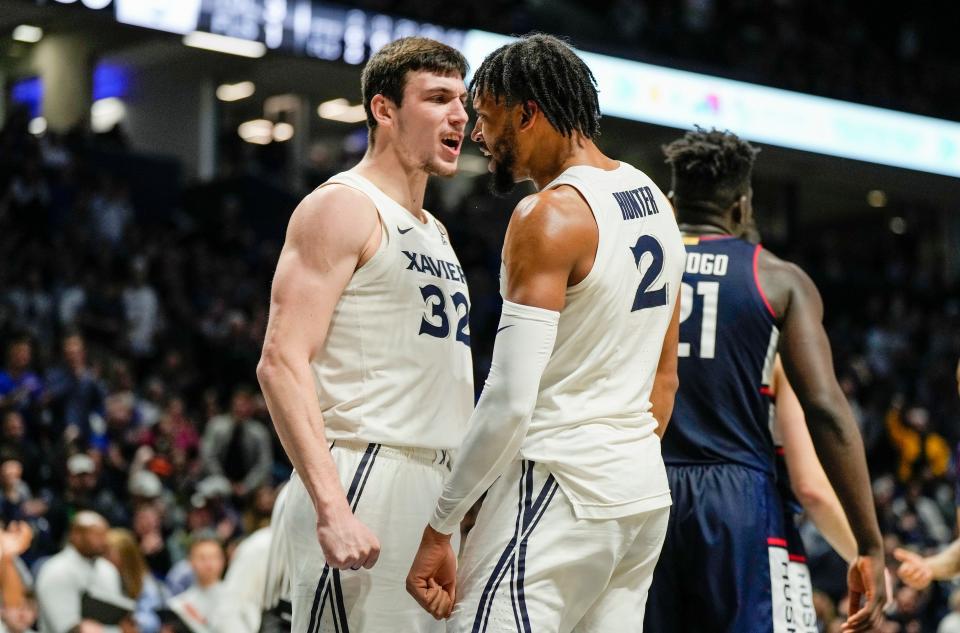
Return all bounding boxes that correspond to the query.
[407,186,595,618]
[257,184,382,571]
[501,186,598,309]
[650,300,681,438]
[773,357,857,563]
[759,250,885,632]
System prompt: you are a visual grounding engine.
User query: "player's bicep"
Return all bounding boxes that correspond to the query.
[501,192,590,312]
[261,188,377,362]
[264,246,351,357]
[503,253,570,311]
[777,266,843,410]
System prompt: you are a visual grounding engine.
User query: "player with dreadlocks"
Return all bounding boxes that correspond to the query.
[643,128,885,632]
[407,33,684,631]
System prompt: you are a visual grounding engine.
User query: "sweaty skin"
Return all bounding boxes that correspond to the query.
[258,70,468,573]
[406,92,681,618]
[758,248,886,632]
[772,357,857,563]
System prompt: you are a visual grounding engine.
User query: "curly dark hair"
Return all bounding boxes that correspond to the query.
[662,127,760,210]
[470,33,601,139]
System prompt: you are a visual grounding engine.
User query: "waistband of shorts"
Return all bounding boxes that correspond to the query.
[330,439,454,470]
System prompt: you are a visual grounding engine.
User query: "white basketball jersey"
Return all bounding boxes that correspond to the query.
[310,171,474,450]
[513,162,686,519]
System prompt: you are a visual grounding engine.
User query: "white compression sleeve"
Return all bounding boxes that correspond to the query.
[429,300,559,535]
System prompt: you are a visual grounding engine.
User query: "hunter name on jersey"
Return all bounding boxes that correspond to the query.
[612,185,661,220]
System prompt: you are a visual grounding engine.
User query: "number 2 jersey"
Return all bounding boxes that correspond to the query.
[309,171,474,450]
[662,235,780,476]
[511,162,686,520]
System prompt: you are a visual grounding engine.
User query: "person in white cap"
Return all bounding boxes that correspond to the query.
[47,455,124,544]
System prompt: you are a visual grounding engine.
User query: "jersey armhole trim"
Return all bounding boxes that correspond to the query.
[549,177,604,294]
[753,244,777,319]
[318,179,389,272]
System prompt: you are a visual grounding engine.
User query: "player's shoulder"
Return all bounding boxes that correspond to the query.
[756,245,819,317]
[509,186,594,238]
[287,183,379,248]
[757,246,813,285]
[503,187,596,271]
[297,182,379,221]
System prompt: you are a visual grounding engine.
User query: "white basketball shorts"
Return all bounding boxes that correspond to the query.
[449,459,669,633]
[279,440,459,633]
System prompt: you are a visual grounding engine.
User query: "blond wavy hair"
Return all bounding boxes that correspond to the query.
[106,528,149,599]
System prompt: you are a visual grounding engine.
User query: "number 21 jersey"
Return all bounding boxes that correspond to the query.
[310,171,474,450]
[662,235,780,476]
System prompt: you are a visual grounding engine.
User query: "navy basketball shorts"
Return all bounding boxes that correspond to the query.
[645,463,801,633]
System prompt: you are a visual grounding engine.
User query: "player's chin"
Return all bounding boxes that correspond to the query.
[429,157,459,178]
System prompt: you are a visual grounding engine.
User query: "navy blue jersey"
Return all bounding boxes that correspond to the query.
[662,235,780,476]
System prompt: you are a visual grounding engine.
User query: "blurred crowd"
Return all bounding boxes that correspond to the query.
[0,54,959,630]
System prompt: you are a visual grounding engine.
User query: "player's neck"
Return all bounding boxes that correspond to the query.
[528,135,616,190]
[677,211,735,237]
[354,146,429,221]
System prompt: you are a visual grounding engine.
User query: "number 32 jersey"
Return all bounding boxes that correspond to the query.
[661,235,780,476]
[515,162,685,520]
[310,171,474,450]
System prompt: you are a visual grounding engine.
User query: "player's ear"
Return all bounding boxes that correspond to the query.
[729,193,751,229]
[518,100,538,130]
[739,193,754,232]
[370,94,395,130]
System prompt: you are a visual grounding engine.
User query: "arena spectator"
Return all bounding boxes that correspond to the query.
[88,176,133,249]
[0,457,33,524]
[886,404,951,483]
[165,536,224,631]
[132,504,172,578]
[6,268,55,351]
[0,335,43,421]
[105,528,167,633]
[43,332,106,439]
[122,257,162,363]
[892,480,952,546]
[939,589,960,633]
[200,388,271,499]
[45,453,125,548]
[34,511,134,633]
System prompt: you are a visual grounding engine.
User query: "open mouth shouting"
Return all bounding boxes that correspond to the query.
[440,132,463,156]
